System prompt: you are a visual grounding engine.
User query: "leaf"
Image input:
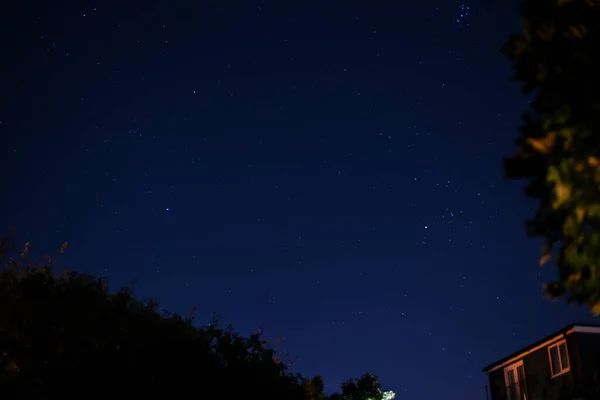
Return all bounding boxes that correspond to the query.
[553,181,572,208]
[588,204,600,218]
[591,301,600,315]
[547,165,560,183]
[540,252,552,266]
[564,244,589,271]
[563,214,581,236]
[568,272,583,285]
[527,132,556,154]
[576,206,586,221]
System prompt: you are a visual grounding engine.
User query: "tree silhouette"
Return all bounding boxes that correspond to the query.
[330,373,395,400]
[305,375,326,400]
[0,232,393,399]
[503,0,600,312]
[0,234,305,397]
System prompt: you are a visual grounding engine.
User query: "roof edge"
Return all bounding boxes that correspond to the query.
[482,323,600,374]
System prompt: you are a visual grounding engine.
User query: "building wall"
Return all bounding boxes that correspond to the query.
[570,332,600,398]
[487,336,577,400]
[487,366,507,400]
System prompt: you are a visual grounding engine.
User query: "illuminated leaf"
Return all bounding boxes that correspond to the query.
[527,132,556,154]
[540,252,552,266]
[576,206,586,221]
[568,272,583,284]
[553,181,572,208]
[592,301,600,315]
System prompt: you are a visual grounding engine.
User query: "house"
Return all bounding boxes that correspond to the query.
[482,324,600,400]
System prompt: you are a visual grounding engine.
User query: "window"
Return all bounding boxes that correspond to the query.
[504,360,527,400]
[548,340,570,377]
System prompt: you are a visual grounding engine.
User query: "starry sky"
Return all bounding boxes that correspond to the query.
[1,0,598,398]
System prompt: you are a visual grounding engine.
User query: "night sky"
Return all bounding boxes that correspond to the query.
[2,0,598,398]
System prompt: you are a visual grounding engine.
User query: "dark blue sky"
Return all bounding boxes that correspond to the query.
[1,0,597,398]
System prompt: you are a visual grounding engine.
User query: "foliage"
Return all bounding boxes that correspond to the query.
[330,373,395,400]
[502,0,600,312]
[0,233,304,397]
[0,231,393,398]
[305,375,326,400]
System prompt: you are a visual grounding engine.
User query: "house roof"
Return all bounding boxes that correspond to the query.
[482,323,600,374]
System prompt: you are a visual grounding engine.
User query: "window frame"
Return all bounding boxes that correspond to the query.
[547,339,570,378]
[503,360,525,400]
